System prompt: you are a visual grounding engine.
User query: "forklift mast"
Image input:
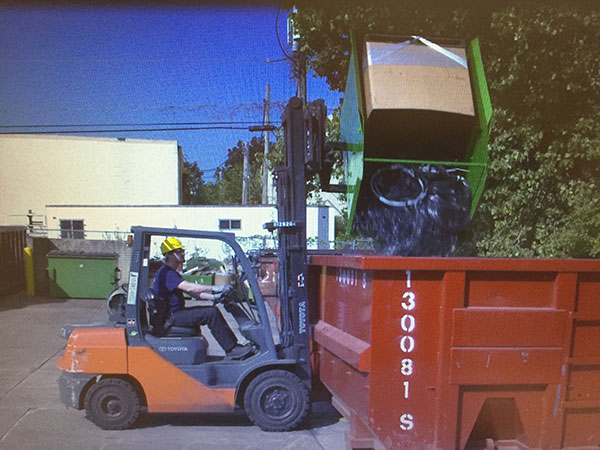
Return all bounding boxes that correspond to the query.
[267,97,326,380]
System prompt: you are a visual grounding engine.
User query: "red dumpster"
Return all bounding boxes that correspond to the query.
[309,255,600,450]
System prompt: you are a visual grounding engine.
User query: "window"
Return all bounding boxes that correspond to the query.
[60,219,85,239]
[219,219,241,230]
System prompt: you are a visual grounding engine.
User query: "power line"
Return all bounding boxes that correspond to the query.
[266,57,288,63]
[0,120,282,129]
[0,126,263,135]
[275,6,295,62]
[199,166,222,173]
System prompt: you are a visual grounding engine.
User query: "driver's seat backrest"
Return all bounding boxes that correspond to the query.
[144,289,200,337]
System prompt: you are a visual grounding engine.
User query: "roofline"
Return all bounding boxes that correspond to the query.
[0,134,178,145]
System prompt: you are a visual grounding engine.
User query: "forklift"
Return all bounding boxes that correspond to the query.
[56,97,326,431]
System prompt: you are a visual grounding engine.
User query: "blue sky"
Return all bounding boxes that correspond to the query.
[0,4,342,177]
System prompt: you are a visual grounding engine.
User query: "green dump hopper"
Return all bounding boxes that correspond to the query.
[339,34,492,255]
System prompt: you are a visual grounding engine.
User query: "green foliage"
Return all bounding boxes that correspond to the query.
[210,136,267,205]
[267,130,285,170]
[182,160,209,205]
[286,1,498,91]
[472,5,600,257]
[307,106,345,205]
[181,131,283,207]
[182,136,277,206]
[289,1,600,258]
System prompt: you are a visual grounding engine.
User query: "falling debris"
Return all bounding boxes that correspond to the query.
[354,165,471,256]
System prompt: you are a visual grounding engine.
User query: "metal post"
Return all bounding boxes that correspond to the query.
[294,51,307,104]
[242,141,250,205]
[262,84,271,204]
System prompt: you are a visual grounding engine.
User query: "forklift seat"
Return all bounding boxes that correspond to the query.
[142,289,200,337]
[141,290,208,364]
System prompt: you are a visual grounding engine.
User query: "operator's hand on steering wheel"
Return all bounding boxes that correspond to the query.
[212,285,234,304]
[212,284,233,294]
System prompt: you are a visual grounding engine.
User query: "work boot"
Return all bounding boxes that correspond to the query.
[226,343,253,360]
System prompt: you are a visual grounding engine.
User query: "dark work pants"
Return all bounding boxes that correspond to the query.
[170,306,237,352]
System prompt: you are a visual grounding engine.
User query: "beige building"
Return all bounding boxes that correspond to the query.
[45,204,333,250]
[0,134,182,227]
[1,134,336,248]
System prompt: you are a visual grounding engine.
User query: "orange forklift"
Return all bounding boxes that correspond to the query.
[56,98,324,431]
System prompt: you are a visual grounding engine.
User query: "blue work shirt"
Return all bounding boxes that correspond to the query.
[153,264,185,316]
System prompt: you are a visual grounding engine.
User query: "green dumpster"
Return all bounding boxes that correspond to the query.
[47,251,118,299]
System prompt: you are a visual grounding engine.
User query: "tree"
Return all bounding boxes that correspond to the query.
[469,6,600,258]
[287,1,600,257]
[212,136,268,205]
[182,160,210,205]
[182,133,283,206]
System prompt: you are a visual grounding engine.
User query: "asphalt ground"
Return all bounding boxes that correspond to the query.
[0,292,348,450]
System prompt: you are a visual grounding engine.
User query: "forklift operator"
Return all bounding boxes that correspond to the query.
[153,237,253,360]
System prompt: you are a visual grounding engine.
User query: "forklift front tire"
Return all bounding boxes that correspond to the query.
[244,370,310,432]
[84,378,141,430]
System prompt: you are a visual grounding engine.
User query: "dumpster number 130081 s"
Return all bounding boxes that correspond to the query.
[399,271,416,431]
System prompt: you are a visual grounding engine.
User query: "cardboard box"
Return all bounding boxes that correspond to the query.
[362,39,475,119]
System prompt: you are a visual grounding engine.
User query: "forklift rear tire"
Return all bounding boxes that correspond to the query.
[244,370,310,432]
[84,378,140,430]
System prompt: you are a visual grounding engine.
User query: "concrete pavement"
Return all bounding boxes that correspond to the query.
[0,293,348,450]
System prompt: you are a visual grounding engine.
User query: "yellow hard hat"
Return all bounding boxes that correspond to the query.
[161,237,184,255]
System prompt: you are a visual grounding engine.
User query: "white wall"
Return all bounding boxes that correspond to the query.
[0,135,181,226]
[45,204,335,250]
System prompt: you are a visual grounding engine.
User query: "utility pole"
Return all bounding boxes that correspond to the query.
[242,141,250,205]
[288,7,307,104]
[294,52,307,104]
[262,84,271,205]
[249,98,276,204]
